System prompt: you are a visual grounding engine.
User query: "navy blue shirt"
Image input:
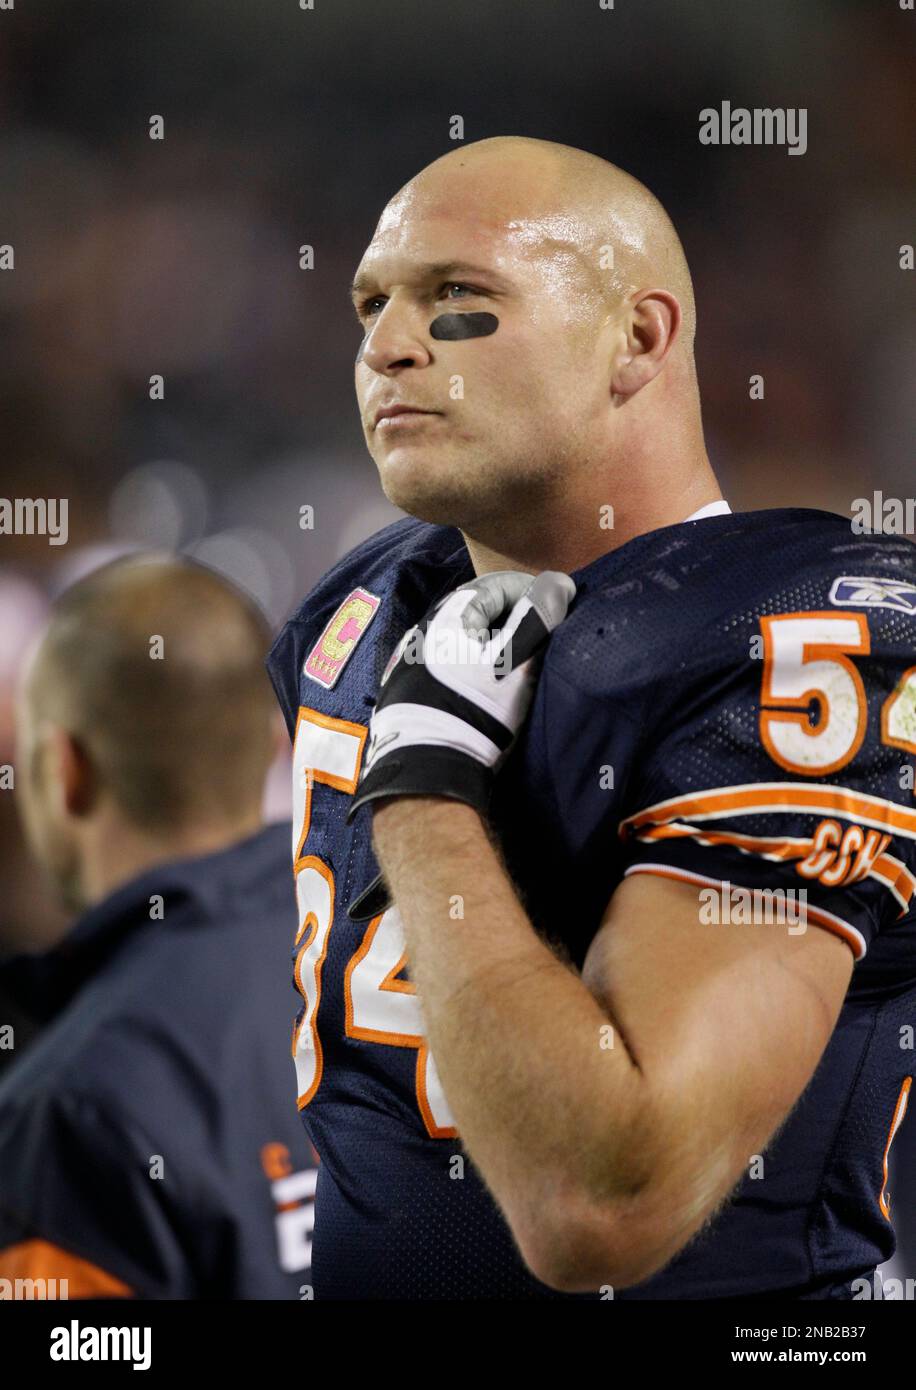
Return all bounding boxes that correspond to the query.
[267,510,916,1299]
[0,823,317,1299]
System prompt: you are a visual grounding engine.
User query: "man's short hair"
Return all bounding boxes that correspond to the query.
[31,555,277,830]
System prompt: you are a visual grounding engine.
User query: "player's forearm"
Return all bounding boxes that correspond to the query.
[371,795,659,1286]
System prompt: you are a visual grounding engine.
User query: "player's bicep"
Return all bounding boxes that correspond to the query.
[581,872,853,1265]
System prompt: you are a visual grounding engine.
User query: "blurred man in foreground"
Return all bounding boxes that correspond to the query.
[0,555,315,1299]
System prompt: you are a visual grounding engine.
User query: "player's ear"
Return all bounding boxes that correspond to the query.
[50,727,97,818]
[610,289,682,399]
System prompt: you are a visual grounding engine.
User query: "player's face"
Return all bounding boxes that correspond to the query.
[352,197,612,533]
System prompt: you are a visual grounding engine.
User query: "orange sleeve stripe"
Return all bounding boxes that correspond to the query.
[872,856,916,914]
[0,1240,132,1297]
[633,821,916,916]
[620,783,916,841]
[637,821,811,860]
[879,1077,912,1220]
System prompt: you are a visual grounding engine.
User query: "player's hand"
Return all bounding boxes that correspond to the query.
[346,569,575,920]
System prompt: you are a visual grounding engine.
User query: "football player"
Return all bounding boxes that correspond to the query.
[267,136,916,1298]
[0,557,317,1298]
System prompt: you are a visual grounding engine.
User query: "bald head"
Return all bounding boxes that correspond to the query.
[392,135,696,351]
[353,137,710,559]
[25,555,275,833]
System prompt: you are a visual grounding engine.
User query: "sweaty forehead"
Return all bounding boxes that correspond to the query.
[358,164,602,287]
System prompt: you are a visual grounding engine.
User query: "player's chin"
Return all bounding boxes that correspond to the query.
[377,449,477,526]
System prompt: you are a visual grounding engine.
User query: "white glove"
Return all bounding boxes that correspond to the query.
[346,569,575,920]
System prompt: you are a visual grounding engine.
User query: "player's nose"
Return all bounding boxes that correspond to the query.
[358,300,433,376]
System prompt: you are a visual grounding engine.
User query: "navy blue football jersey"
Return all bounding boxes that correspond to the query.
[266,509,916,1299]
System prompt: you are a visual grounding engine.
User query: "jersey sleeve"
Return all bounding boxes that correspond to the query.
[614,645,916,961]
[0,1091,192,1298]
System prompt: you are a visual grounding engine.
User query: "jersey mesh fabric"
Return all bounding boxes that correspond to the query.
[268,508,916,1299]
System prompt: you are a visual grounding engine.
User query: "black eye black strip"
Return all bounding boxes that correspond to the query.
[357,311,499,360]
[430,312,499,340]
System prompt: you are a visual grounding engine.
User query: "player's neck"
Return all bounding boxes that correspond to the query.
[462,465,724,577]
[74,810,265,914]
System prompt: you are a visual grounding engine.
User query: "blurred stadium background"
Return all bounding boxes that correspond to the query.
[0,0,914,1284]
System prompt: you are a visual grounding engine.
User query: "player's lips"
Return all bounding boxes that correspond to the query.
[373,404,441,429]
